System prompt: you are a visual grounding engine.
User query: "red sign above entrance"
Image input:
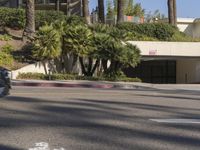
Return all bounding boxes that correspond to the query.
[149,50,157,55]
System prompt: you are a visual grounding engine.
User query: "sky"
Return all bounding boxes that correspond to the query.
[89,0,200,18]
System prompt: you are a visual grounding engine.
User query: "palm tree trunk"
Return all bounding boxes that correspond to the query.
[23,0,35,41]
[168,0,174,25]
[117,0,126,23]
[82,0,91,24]
[98,0,105,23]
[173,0,177,26]
[79,57,87,75]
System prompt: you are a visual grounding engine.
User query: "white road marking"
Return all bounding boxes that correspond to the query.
[150,119,200,124]
[29,142,65,150]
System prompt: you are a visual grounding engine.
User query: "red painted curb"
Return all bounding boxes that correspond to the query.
[12,82,114,89]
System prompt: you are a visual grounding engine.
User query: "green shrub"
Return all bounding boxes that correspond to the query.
[0,7,25,29]
[0,52,14,68]
[170,31,200,42]
[65,15,86,25]
[0,34,12,41]
[112,77,142,82]
[35,10,66,29]
[0,7,66,29]
[1,44,13,54]
[17,72,142,82]
[17,73,46,80]
[0,44,14,68]
[50,74,76,80]
[117,22,177,41]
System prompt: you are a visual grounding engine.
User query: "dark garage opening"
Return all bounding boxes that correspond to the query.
[123,60,176,84]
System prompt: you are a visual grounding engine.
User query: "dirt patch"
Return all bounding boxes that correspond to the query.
[0,40,24,50]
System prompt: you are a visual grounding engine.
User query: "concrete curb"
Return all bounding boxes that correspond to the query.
[11,80,151,90]
[11,80,200,91]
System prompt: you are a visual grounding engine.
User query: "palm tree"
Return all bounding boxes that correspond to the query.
[173,0,177,26]
[82,0,91,24]
[167,0,177,26]
[64,25,94,76]
[98,0,105,23]
[167,0,174,25]
[33,25,61,74]
[117,0,126,23]
[23,0,35,40]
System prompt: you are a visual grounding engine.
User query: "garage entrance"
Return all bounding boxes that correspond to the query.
[123,60,176,84]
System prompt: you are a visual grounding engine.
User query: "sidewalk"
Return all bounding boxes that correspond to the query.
[11,79,200,91]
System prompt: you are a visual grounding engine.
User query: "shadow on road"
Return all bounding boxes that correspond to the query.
[0,145,22,150]
[1,95,200,149]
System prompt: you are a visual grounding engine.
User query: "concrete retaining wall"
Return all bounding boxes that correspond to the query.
[11,62,49,79]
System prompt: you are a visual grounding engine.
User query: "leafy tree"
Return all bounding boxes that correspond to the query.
[113,0,117,15]
[124,1,145,17]
[133,3,145,17]
[32,25,61,74]
[146,10,165,22]
[124,0,134,16]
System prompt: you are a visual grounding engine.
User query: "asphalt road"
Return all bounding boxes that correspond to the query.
[0,86,200,150]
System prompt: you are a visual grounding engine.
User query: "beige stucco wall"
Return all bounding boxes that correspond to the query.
[128,41,200,57]
[11,62,49,79]
[176,18,200,38]
[193,23,200,38]
[176,60,200,83]
[128,41,200,84]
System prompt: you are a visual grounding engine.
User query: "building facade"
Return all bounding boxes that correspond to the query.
[0,0,82,15]
[122,18,200,84]
[124,41,200,84]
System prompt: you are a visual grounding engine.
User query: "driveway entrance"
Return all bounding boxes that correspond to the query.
[123,60,176,84]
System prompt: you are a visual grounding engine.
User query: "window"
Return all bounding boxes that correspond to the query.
[22,0,44,4]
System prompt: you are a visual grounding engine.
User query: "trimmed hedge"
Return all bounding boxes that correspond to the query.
[17,72,142,82]
[0,7,66,29]
[117,22,177,41]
